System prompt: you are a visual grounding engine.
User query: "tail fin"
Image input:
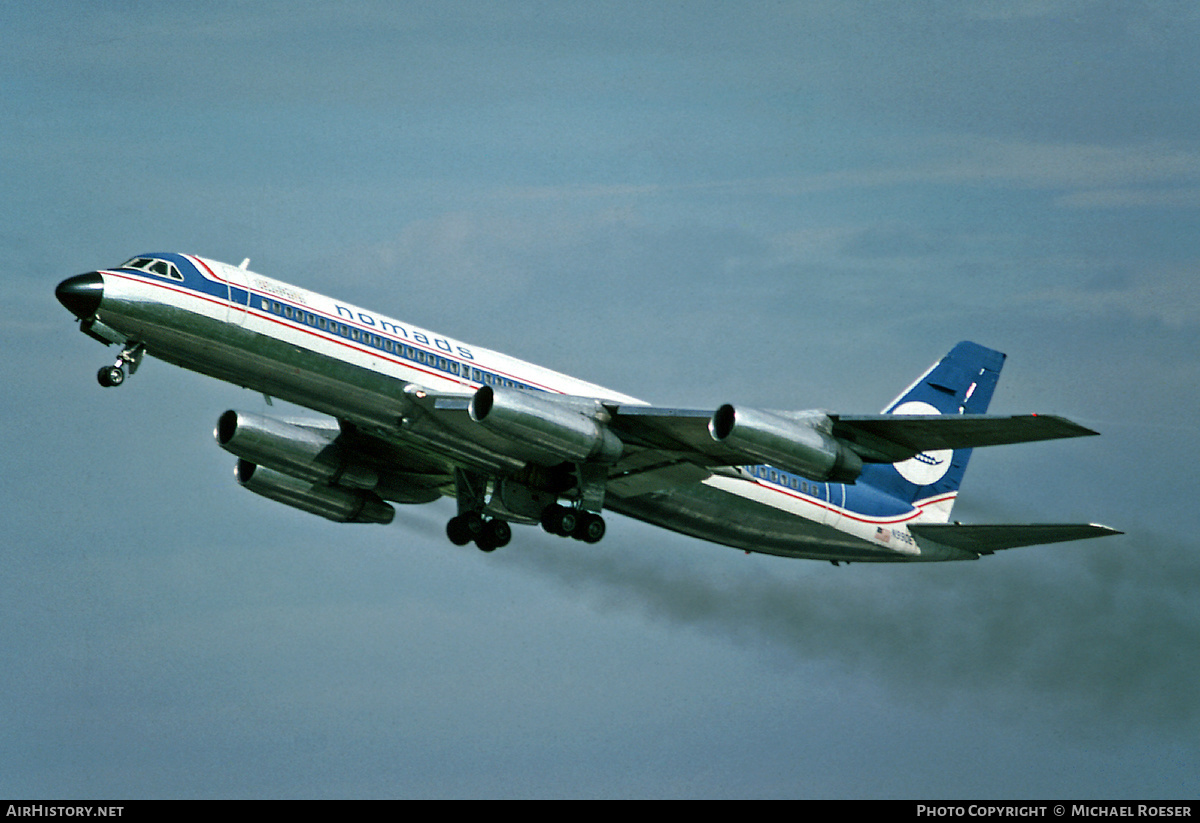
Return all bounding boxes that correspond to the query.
[858,341,1006,522]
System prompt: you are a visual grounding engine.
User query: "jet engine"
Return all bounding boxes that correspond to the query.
[468,386,623,465]
[216,410,379,489]
[709,405,863,483]
[234,460,394,524]
[217,410,440,521]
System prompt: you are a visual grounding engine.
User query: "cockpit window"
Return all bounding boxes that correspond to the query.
[120,256,184,282]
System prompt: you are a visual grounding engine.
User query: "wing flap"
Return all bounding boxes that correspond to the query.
[606,457,713,497]
[909,523,1122,555]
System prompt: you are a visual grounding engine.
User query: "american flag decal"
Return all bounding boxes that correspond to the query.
[875,527,890,543]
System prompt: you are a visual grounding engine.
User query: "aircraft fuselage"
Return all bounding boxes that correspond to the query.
[56,252,1117,563]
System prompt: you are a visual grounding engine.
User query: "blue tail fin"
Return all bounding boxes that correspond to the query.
[858,341,1006,521]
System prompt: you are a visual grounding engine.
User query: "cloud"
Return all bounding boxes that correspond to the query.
[1022,263,1200,328]
[460,136,1200,215]
[965,0,1098,21]
[777,136,1200,197]
[1054,188,1200,209]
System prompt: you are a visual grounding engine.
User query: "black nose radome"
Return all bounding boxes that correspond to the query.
[56,273,104,319]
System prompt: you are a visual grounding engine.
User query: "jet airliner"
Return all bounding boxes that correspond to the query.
[56,253,1119,562]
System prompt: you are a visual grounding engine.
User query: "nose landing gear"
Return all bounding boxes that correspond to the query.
[96,342,145,388]
[97,365,125,387]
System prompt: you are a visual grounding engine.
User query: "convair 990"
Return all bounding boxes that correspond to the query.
[56,253,1119,562]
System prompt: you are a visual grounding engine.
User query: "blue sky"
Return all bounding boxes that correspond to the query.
[4,1,1198,798]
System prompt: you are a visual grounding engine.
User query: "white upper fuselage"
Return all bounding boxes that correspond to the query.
[149,253,645,403]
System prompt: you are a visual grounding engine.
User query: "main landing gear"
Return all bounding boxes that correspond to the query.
[444,505,606,552]
[540,504,606,544]
[446,512,512,552]
[444,468,606,552]
[96,342,145,388]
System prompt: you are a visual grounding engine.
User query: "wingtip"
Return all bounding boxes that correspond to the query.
[1032,414,1100,438]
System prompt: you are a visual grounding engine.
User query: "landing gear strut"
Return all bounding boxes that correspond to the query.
[96,342,145,388]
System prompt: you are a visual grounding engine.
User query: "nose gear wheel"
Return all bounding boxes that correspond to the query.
[95,342,145,388]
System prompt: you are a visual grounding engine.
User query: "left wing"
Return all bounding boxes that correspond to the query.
[406,387,1099,493]
[604,404,1098,472]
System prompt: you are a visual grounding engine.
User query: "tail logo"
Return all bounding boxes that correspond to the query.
[890,401,954,486]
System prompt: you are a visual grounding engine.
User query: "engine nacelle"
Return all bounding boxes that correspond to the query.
[235,460,395,524]
[709,405,863,484]
[469,386,623,465]
[216,410,379,490]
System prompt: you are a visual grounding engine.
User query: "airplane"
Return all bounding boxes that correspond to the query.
[55,252,1120,563]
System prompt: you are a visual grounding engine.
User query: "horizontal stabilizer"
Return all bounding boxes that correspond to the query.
[831,414,1098,463]
[909,522,1122,555]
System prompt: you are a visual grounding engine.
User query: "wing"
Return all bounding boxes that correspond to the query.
[604,405,1098,468]
[406,387,1099,496]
